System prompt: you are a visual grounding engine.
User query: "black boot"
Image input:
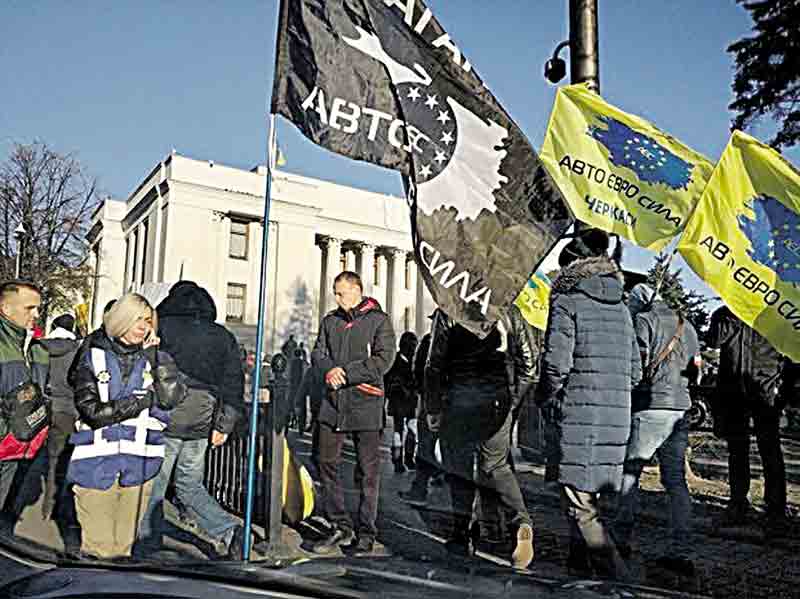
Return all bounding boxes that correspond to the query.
[392,447,406,474]
[566,539,593,577]
[445,533,475,557]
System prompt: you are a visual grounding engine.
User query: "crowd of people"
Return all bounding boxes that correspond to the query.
[298,229,797,582]
[0,227,797,578]
[0,280,247,560]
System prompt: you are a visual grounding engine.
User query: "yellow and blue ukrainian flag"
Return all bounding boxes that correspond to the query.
[514,270,551,331]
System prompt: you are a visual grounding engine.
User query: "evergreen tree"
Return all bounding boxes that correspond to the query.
[647,253,711,336]
[728,0,800,149]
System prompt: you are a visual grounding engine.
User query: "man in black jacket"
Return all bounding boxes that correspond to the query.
[39,314,81,520]
[137,282,247,558]
[399,327,442,503]
[384,331,418,474]
[708,306,788,530]
[425,305,536,569]
[311,271,395,555]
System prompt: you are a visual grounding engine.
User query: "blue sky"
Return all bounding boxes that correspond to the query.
[2,1,797,300]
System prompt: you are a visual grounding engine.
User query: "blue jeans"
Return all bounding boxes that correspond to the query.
[615,410,692,554]
[139,437,238,547]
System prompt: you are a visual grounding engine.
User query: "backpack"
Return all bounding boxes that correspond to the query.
[0,381,50,460]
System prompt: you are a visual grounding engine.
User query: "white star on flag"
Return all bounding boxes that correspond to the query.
[419,164,433,178]
[440,130,454,145]
[407,87,421,101]
[637,147,654,160]
[434,151,447,165]
[436,110,451,124]
[425,94,439,109]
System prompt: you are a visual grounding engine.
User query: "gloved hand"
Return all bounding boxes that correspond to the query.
[149,352,187,410]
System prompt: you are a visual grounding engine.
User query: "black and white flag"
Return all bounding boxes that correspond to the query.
[272,0,573,337]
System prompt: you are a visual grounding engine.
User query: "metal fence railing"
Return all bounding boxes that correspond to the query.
[203,366,290,527]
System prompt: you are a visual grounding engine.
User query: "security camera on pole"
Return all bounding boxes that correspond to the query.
[545,1,608,241]
[544,0,599,92]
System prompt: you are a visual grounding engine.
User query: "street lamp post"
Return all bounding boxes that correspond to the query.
[569,0,599,238]
[545,1,600,240]
[569,0,599,92]
[13,223,26,279]
[544,0,599,92]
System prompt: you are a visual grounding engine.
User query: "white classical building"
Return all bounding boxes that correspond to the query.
[85,152,438,355]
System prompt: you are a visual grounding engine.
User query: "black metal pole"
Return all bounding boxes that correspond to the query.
[569,0,599,92]
[569,0,600,238]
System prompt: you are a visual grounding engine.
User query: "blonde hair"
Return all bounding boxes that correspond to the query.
[103,293,156,339]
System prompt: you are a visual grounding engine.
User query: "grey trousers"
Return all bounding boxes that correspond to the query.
[560,484,629,581]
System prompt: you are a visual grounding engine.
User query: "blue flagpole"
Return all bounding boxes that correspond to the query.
[242,114,277,561]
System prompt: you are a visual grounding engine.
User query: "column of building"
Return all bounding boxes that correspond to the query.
[318,236,342,316]
[385,248,407,336]
[355,242,376,298]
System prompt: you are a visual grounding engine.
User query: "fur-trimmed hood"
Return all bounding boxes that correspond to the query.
[551,255,624,304]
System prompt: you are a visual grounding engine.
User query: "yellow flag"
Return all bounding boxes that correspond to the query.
[514,271,551,331]
[678,131,800,360]
[541,84,714,251]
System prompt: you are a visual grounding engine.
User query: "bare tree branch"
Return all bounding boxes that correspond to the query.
[0,141,102,320]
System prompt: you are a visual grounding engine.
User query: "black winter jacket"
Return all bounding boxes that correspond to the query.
[40,329,80,418]
[536,256,641,493]
[69,329,185,430]
[412,333,431,418]
[156,282,245,438]
[312,297,396,432]
[424,305,537,415]
[384,353,416,419]
[708,305,783,406]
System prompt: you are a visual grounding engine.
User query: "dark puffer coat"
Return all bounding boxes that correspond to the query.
[39,329,80,418]
[312,297,396,432]
[537,256,642,493]
[156,282,245,438]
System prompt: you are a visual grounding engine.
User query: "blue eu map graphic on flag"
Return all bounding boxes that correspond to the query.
[739,195,800,285]
[588,116,694,190]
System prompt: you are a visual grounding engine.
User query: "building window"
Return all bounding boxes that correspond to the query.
[131,229,139,290]
[340,253,347,274]
[90,242,101,330]
[226,283,246,322]
[404,306,413,332]
[374,257,381,286]
[229,220,249,260]
[123,237,130,289]
[159,204,169,280]
[139,221,149,285]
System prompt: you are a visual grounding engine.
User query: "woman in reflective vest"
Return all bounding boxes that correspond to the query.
[67,293,185,560]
